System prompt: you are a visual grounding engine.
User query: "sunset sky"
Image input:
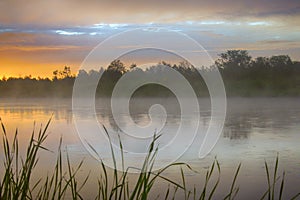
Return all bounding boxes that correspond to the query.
[0,0,299,78]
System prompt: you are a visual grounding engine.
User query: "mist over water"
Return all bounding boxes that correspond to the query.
[0,97,299,199]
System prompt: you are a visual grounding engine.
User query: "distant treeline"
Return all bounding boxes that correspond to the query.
[1,50,300,98]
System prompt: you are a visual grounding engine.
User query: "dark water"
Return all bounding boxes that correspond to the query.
[0,97,299,199]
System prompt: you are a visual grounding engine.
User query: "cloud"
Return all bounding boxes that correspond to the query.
[0,45,87,52]
[0,0,299,26]
[256,39,300,49]
[55,30,85,36]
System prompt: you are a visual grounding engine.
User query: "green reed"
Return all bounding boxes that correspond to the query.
[260,156,300,200]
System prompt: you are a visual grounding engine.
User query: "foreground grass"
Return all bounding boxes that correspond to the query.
[0,119,299,200]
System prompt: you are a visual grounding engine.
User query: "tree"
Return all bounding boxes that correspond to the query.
[215,50,252,69]
[53,70,59,80]
[61,66,72,78]
[269,55,292,68]
[252,57,270,67]
[78,69,88,77]
[52,66,72,80]
[107,60,127,74]
[130,63,137,70]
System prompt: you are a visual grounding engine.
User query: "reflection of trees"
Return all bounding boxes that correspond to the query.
[0,100,73,124]
[223,98,300,140]
[223,114,252,139]
[94,98,182,132]
[2,98,300,142]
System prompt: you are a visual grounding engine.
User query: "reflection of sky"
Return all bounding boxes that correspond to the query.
[0,0,300,77]
[1,97,300,140]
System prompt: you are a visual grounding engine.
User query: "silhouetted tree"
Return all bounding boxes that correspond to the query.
[1,51,300,98]
[53,66,73,80]
[216,50,251,69]
[107,60,127,74]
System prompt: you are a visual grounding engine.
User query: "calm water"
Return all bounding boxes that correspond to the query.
[0,97,299,199]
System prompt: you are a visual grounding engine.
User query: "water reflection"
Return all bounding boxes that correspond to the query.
[1,98,300,141]
[224,115,251,139]
[0,98,300,199]
[223,98,300,139]
[0,99,73,124]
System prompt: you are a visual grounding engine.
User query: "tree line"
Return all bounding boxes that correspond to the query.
[1,50,300,98]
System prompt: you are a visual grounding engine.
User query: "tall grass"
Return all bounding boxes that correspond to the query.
[91,126,194,200]
[0,117,51,199]
[0,118,299,200]
[260,156,300,200]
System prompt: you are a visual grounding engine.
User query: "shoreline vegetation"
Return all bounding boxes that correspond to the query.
[1,119,300,199]
[1,50,300,98]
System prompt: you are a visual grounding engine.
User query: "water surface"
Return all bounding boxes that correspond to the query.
[0,97,299,199]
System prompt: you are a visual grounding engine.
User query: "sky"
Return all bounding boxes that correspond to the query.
[0,0,300,78]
